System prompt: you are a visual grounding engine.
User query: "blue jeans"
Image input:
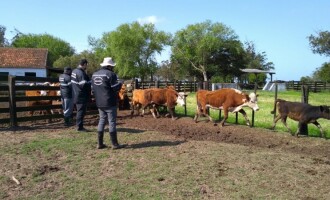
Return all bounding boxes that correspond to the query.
[97,106,117,133]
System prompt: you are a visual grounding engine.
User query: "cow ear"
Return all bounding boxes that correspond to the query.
[242,98,248,103]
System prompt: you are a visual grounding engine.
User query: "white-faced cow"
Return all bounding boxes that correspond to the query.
[131,88,186,120]
[194,88,259,127]
[271,99,330,138]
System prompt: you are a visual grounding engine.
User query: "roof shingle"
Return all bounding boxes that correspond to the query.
[0,47,48,68]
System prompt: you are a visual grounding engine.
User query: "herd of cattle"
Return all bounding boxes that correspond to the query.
[25,82,330,138]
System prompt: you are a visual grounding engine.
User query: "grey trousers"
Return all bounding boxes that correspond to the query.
[97,106,117,133]
[61,98,73,118]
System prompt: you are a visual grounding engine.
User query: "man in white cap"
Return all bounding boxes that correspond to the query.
[91,57,126,149]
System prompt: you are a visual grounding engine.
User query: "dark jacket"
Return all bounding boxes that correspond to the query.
[59,72,72,99]
[71,67,91,104]
[92,67,122,108]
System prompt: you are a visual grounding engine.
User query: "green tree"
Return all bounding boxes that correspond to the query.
[312,62,330,82]
[53,50,100,76]
[91,22,171,80]
[155,60,188,81]
[171,20,243,81]
[308,31,330,57]
[0,25,9,47]
[244,41,274,84]
[12,33,75,66]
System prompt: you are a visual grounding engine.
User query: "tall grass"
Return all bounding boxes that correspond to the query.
[175,90,330,138]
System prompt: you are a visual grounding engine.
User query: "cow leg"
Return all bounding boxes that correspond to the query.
[219,108,229,127]
[194,105,201,122]
[150,105,158,119]
[168,107,177,120]
[312,121,324,138]
[281,116,293,135]
[238,109,251,127]
[130,102,136,117]
[271,114,282,130]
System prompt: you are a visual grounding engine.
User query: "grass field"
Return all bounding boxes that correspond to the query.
[174,90,330,138]
[1,89,330,199]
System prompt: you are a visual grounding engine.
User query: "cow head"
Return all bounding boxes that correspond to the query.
[245,92,259,111]
[320,105,330,119]
[176,92,187,106]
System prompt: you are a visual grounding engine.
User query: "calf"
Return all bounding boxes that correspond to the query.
[131,88,186,120]
[144,88,186,120]
[194,88,259,127]
[271,99,330,138]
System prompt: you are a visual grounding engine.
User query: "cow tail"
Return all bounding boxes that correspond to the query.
[271,99,285,114]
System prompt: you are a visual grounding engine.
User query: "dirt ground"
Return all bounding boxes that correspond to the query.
[1,110,330,199]
[114,110,330,160]
[3,110,329,161]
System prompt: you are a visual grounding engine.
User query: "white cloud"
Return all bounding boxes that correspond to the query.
[137,15,163,25]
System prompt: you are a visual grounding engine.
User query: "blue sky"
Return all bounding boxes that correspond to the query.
[1,0,329,81]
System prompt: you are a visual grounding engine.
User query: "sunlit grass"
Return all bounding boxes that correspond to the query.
[176,90,330,138]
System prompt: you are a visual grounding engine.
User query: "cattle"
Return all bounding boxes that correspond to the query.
[25,82,53,116]
[270,99,330,138]
[131,88,186,120]
[130,89,159,117]
[118,83,131,110]
[25,82,61,116]
[194,88,259,127]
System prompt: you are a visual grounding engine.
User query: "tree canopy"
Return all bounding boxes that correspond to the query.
[308,31,330,57]
[90,22,171,80]
[11,33,75,66]
[171,20,244,81]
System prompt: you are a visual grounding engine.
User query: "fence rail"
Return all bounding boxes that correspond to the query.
[1,74,329,128]
[285,81,330,92]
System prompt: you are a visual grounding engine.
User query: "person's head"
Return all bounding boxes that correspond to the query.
[64,67,72,75]
[79,59,88,70]
[100,57,116,71]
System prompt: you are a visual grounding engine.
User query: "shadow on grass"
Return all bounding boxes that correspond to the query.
[117,127,145,134]
[128,140,186,149]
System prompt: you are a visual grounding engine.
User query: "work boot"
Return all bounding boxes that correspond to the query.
[64,117,71,126]
[97,131,107,149]
[110,131,126,150]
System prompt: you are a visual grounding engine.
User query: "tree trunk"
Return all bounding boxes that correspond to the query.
[203,71,208,81]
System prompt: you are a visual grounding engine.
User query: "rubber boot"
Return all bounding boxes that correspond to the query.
[110,131,126,150]
[97,131,107,149]
[64,117,70,126]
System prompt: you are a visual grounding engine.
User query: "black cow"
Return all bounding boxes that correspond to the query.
[271,99,330,138]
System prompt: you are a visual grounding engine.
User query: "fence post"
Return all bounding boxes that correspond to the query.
[273,83,278,119]
[8,75,18,127]
[155,80,159,88]
[300,85,309,135]
[134,79,139,89]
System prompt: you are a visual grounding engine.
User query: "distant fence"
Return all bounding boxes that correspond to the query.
[285,81,330,92]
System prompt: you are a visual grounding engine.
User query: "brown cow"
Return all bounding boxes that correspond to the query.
[25,82,53,116]
[271,99,330,138]
[25,82,61,116]
[117,83,131,110]
[131,88,186,120]
[130,89,158,117]
[194,88,259,127]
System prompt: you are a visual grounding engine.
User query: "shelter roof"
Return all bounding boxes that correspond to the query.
[240,68,275,74]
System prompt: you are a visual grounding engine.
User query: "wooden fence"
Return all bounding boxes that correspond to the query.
[0,75,98,127]
[286,81,330,92]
